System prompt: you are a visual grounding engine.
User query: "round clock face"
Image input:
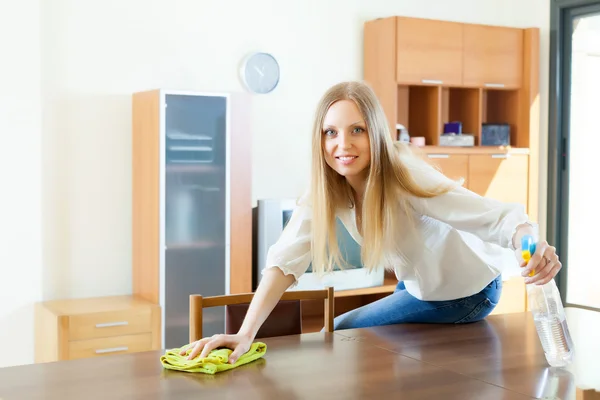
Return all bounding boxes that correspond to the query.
[241,52,280,94]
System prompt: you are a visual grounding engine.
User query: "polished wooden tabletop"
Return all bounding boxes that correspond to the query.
[1,333,533,399]
[335,307,599,400]
[0,308,596,400]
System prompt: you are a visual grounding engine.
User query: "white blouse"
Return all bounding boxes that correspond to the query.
[263,152,532,301]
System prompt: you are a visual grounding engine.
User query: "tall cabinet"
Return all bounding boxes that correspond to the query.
[132,90,252,348]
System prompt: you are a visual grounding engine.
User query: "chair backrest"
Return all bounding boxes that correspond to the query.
[189,287,334,342]
[577,387,600,400]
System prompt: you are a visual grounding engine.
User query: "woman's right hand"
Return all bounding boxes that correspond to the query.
[181,333,254,364]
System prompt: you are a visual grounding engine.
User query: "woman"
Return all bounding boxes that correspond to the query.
[185,81,561,363]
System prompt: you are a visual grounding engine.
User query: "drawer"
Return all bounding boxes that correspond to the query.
[69,308,153,341]
[426,154,469,184]
[467,154,528,208]
[68,333,153,360]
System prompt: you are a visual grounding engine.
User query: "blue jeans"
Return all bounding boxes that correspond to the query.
[333,276,502,330]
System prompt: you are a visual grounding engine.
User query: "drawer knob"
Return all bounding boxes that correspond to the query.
[95,346,129,354]
[95,321,129,328]
[428,154,450,159]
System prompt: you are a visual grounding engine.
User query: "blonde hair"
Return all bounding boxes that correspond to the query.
[308,81,456,275]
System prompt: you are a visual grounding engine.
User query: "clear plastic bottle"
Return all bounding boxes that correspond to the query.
[521,235,575,367]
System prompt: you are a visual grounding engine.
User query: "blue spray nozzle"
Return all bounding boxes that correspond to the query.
[521,234,536,256]
[521,234,537,277]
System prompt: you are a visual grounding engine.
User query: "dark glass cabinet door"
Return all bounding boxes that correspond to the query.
[164,93,228,348]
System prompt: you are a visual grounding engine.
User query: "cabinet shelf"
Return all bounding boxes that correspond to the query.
[166,164,221,173]
[420,146,530,155]
[165,241,222,250]
[396,84,526,148]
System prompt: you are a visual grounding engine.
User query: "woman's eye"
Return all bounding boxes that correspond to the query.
[324,129,336,136]
[353,127,365,134]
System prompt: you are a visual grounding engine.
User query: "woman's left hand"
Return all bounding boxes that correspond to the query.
[520,240,562,285]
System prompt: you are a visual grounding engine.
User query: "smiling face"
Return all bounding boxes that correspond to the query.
[322,100,371,188]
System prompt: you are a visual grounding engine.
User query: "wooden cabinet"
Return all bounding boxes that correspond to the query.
[490,277,527,315]
[426,153,469,183]
[463,24,524,88]
[423,150,529,211]
[396,17,463,86]
[132,90,252,349]
[341,16,540,323]
[468,154,528,206]
[35,296,161,362]
[423,150,530,317]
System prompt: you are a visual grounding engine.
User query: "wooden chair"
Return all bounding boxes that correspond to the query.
[189,287,334,342]
[577,387,600,400]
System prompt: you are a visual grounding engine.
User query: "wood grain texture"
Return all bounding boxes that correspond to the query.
[396,17,463,86]
[2,332,536,400]
[34,296,162,362]
[463,24,524,88]
[40,295,158,315]
[132,90,161,304]
[189,288,335,340]
[335,309,600,400]
[67,333,153,360]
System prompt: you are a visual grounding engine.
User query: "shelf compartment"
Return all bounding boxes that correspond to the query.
[400,85,442,146]
[482,89,521,147]
[441,87,482,144]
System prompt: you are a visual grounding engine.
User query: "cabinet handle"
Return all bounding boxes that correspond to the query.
[491,154,509,159]
[95,321,129,328]
[428,154,449,159]
[484,83,505,88]
[422,79,443,85]
[95,346,129,354]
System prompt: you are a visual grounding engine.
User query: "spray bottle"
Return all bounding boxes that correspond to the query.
[521,234,574,367]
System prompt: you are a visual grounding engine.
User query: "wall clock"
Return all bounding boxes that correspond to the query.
[240,52,280,94]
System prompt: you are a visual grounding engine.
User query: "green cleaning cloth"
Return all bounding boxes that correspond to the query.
[160,342,267,374]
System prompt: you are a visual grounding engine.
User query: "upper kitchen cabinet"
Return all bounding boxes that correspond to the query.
[396,17,464,86]
[462,24,524,89]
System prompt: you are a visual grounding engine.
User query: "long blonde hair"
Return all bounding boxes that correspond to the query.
[309,81,456,275]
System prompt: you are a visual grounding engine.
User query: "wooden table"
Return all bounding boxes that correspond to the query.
[0,308,596,399]
[334,307,598,400]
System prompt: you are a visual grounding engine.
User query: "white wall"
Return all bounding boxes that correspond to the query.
[0,0,42,368]
[0,0,550,368]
